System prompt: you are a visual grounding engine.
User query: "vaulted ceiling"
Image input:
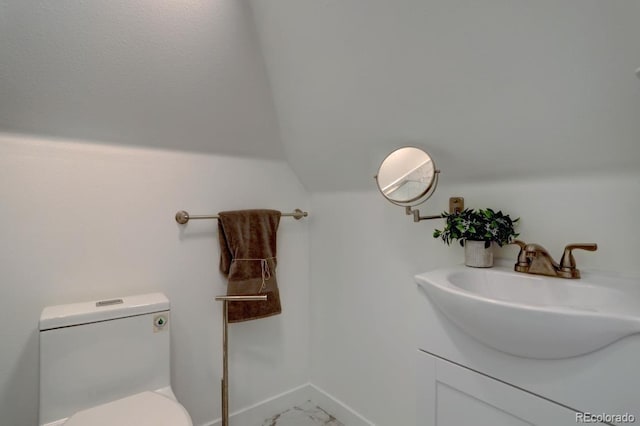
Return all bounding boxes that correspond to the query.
[0,1,284,160]
[251,0,640,191]
[1,1,639,191]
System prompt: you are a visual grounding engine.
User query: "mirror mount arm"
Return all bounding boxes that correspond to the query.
[406,207,442,222]
[405,197,465,222]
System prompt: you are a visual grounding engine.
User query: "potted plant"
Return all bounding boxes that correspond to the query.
[433,208,520,267]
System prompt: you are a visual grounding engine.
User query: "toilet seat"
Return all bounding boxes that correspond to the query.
[64,391,192,426]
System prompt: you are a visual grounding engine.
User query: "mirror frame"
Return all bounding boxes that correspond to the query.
[374,146,440,207]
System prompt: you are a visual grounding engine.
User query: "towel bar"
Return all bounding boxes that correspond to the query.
[175,208,308,224]
[214,295,268,302]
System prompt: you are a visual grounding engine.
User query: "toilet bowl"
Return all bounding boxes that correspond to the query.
[38,293,192,426]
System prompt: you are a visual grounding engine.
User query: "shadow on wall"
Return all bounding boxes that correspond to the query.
[177,223,218,242]
[2,329,39,426]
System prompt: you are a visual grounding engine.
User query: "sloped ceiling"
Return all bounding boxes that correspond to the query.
[0,0,284,159]
[251,0,640,191]
[2,1,638,191]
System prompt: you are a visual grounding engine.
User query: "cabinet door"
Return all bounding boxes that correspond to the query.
[418,350,599,426]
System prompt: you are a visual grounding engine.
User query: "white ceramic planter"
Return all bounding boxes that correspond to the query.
[464,240,493,267]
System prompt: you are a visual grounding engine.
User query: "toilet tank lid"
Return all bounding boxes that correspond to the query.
[40,292,169,331]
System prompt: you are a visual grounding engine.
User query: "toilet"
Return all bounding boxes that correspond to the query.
[39,293,193,426]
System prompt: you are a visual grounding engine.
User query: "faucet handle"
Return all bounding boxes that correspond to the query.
[564,243,598,252]
[559,243,598,278]
[510,240,529,271]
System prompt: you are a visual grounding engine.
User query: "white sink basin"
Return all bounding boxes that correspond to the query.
[415,264,640,359]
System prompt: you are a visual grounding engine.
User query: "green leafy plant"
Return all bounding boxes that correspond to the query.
[433,208,519,248]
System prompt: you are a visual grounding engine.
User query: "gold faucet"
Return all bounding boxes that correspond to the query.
[511,240,597,279]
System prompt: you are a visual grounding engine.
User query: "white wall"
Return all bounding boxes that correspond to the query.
[0,134,310,426]
[309,172,640,426]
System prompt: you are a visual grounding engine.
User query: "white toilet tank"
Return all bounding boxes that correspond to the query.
[39,293,173,425]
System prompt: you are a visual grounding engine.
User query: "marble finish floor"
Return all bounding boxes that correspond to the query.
[262,401,344,426]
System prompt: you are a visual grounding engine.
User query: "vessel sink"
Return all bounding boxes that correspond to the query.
[415,264,640,359]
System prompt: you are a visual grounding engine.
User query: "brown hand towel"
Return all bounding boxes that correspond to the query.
[217,209,282,323]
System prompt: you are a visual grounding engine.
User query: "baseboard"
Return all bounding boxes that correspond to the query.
[308,383,376,426]
[202,383,312,426]
[201,382,375,426]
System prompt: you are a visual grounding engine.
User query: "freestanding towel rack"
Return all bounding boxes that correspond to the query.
[214,295,267,426]
[175,208,308,426]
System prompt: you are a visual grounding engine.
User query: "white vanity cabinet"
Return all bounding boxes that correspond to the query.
[414,270,640,426]
[417,350,593,426]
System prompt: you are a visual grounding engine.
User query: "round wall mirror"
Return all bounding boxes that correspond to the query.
[375,146,439,206]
